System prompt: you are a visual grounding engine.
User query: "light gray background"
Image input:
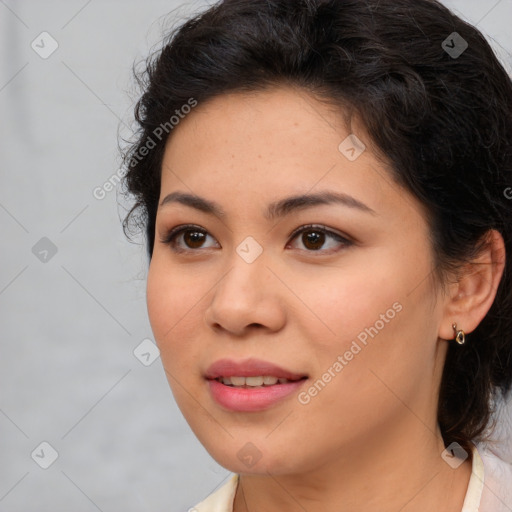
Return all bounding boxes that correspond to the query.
[1,1,511,511]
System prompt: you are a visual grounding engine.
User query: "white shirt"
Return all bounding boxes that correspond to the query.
[192,444,512,512]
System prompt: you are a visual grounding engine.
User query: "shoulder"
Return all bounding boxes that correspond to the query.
[191,474,239,512]
[476,444,512,512]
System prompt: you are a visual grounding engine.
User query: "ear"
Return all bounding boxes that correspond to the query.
[439,230,506,340]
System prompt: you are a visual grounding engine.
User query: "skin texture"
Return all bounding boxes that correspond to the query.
[146,86,505,512]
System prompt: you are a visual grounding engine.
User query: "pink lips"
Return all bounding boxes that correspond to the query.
[205,358,308,412]
[205,358,307,380]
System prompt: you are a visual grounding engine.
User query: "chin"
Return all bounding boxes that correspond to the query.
[201,438,303,476]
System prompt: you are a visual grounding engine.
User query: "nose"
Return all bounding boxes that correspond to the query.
[204,254,286,337]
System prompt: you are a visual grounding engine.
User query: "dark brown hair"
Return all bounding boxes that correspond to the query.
[121,0,512,456]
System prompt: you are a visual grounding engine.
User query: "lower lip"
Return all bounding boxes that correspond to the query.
[207,378,307,412]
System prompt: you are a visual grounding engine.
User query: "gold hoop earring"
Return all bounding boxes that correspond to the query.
[452,323,466,345]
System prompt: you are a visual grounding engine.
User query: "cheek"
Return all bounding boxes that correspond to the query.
[293,253,411,350]
[146,257,204,355]
[146,260,172,340]
[293,244,436,403]
[146,257,209,412]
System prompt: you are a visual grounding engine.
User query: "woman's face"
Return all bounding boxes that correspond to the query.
[147,86,450,475]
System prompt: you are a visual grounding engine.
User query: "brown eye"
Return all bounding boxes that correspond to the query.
[160,225,220,252]
[301,230,326,250]
[183,230,207,249]
[160,224,352,255]
[288,225,353,253]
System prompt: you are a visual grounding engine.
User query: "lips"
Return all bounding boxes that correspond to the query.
[204,358,307,381]
[205,358,309,412]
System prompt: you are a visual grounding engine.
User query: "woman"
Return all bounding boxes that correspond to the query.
[121,0,512,510]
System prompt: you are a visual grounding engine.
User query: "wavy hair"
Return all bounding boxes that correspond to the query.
[121,0,512,456]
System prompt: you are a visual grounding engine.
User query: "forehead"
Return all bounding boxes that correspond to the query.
[159,86,423,223]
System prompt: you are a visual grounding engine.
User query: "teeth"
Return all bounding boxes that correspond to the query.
[230,376,247,386]
[245,376,264,386]
[218,375,291,387]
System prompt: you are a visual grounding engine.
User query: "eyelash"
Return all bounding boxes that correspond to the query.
[159,224,353,255]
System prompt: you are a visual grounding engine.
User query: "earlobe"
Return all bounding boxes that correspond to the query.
[439,229,506,341]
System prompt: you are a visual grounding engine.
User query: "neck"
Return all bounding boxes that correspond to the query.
[233,420,473,512]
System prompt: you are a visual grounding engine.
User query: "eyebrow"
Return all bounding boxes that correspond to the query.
[159,190,377,220]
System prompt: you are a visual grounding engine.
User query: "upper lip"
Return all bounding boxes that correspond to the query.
[205,358,307,380]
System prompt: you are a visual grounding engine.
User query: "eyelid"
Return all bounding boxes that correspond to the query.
[159,223,354,253]
[287,224,353,244]
[160,224,206,241]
